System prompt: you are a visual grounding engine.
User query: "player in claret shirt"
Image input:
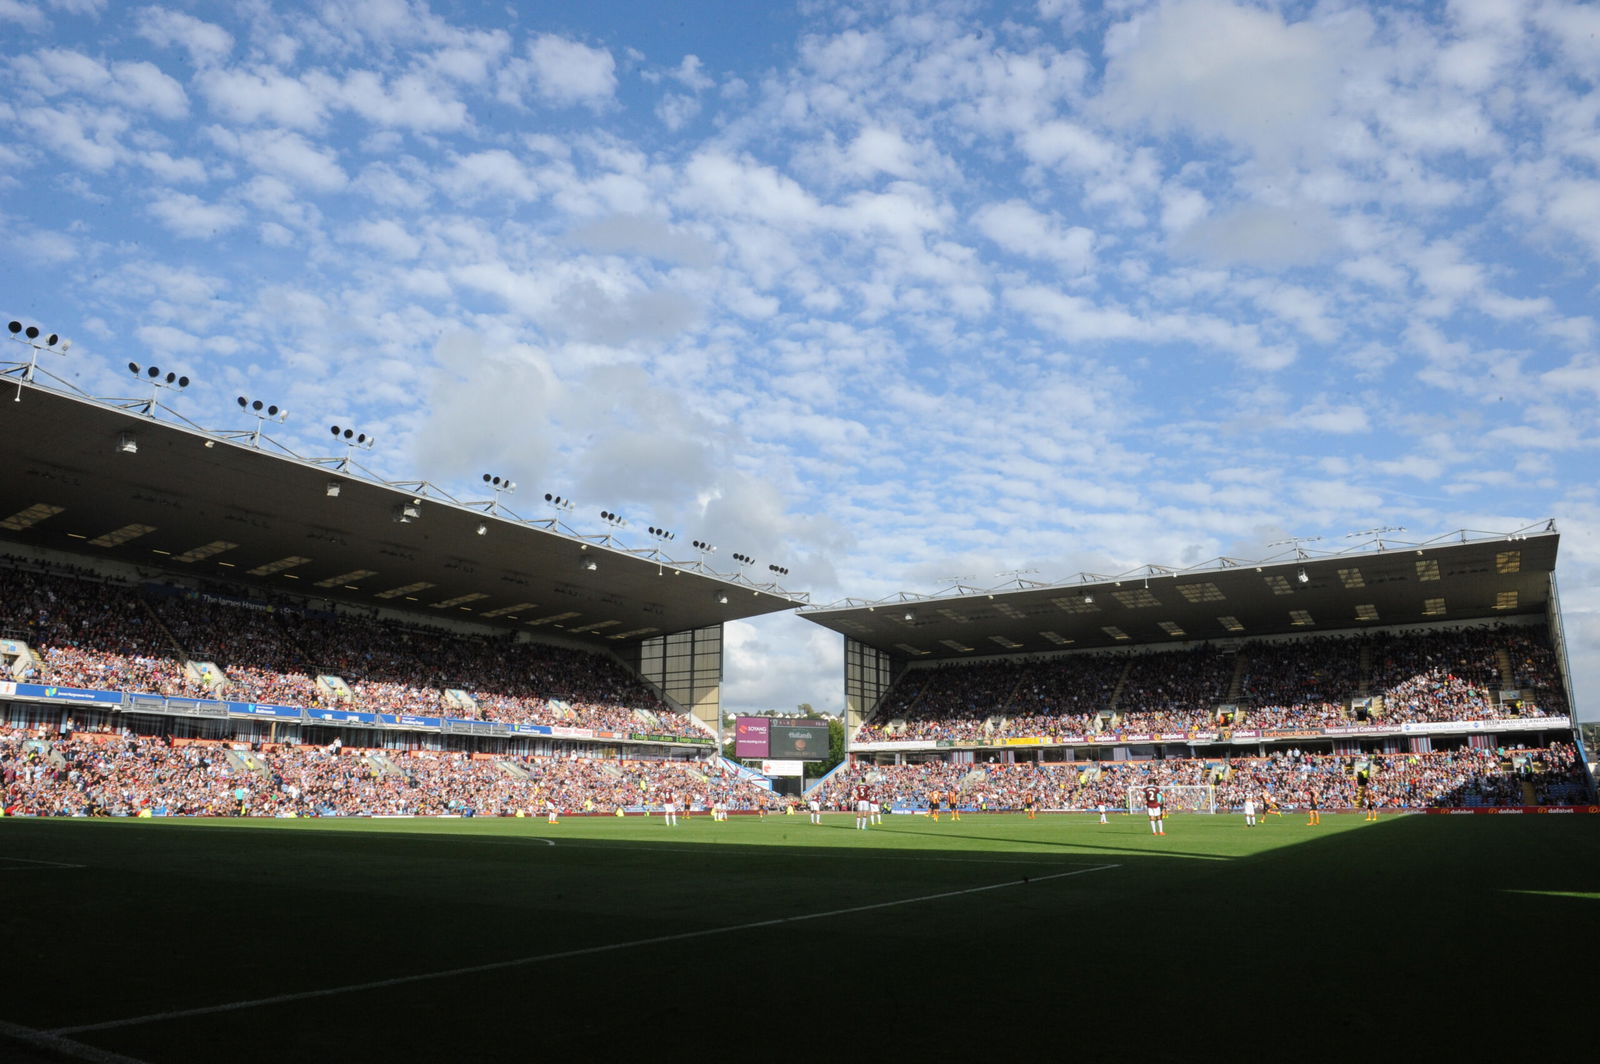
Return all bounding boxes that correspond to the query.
[1144,784,1165,836]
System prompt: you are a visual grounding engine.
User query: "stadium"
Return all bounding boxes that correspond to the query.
[1,342,1595,1062]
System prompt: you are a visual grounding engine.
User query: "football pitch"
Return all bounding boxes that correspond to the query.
[2,811,1595,1063]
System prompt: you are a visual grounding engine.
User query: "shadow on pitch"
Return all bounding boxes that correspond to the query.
[841,821,1231,861]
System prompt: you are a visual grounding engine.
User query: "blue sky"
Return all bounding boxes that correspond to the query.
[2,0,1597,720]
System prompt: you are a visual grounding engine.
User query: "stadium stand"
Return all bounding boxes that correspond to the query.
[0,725,784,817]
[852,624,1570,746]
[3,557,1588,818]
[814,743,1587,812]
[0,559,703,738]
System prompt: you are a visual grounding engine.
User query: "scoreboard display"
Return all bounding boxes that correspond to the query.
[768,721,828,760]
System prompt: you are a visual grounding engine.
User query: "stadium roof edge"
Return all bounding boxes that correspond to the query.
[801,526,1561,661]
[0,375,806,647]
[800,524,1557,614]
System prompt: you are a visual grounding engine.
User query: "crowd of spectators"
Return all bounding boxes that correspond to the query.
[1237,636,1364,732]
[853,625,1569,745]
[854,662,1026,743]
[814,742,1588,811]
[1113,647,1233,732]
[0,724,780,817]
[817,756,1218,812]
[1213,743,1587,809]
[1,563,703,739]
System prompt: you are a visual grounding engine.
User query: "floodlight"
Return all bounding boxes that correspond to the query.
[115,432,138,454]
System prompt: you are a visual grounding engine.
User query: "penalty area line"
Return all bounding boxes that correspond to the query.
[51,864,1118,1037]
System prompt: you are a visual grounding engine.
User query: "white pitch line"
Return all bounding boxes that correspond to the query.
[0,856,87,870]
[529,839,1075,866]
[51,863,1118,1036]
[0,1018,151,1063]
[414,832,1093,867]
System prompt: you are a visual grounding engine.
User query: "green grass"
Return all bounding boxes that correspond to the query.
[1,811,1595,1062]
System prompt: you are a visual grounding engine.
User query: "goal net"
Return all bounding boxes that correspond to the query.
[1127,784,1216,815]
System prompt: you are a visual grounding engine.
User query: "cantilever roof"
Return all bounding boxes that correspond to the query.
[0,381,804,646]
[800,528,1560,661]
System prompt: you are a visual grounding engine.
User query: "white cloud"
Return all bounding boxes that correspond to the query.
[198,67,327,128]
[331,70,469,132]
[670,54,714,93]
[345,217,421,260]
[656,93,699,131]
[520,34,616,108]
[1101,0,1362,161]
[1171,202,1342,268]
[0,1,48,31]
[563,213,717,267]
[10,50,184,119]
[973,199,1095,274]
[437,149,541,202]
[1292,402,1371,434]
[680,150,826,227]
[841,126,919,180]
[134,6,233,64]
[146,191,244,238]
[724,615,843,714]
[112,60,188,119]
[138,150,206,183]
[15,104,126,170]
[208,127,347,191]
[1006,285,1297,370]
[7,225,77,263]
[427,31,512,85]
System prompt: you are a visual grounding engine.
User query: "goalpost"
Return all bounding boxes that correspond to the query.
[1127,784,1217,815]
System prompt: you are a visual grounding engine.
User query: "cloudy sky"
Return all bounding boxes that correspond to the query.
[2,0,1597,721]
